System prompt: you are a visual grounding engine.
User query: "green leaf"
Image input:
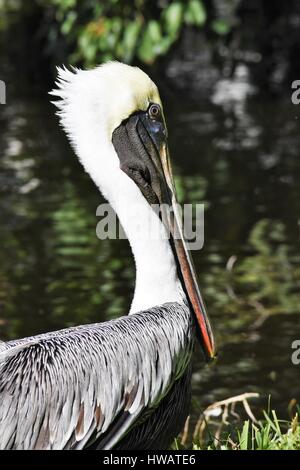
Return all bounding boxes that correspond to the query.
[122,20,141,62]
[263,411,281,435]
[185,0,206,26]
[147,20,162,43]
[78,31,98,63]
[138,33,155,63]
[61,10,77,35]
[138,21,161,64]
[164,2,183,37]
[211,19,231,35]
[155,36,173,55]
[53,0,77,12]
[239,420,249,450]
[111,17,122,36]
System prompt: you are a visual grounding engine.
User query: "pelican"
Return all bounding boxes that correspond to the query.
[0,62,215,450]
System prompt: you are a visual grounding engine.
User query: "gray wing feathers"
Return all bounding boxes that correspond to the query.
[0,302,193,450]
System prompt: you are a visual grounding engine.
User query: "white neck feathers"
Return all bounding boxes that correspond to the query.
[51,63,184,314]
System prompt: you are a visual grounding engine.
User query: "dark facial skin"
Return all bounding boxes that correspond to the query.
[112,103,169,206]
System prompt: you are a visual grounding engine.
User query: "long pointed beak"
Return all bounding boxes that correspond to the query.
[159,143,216,361]
[112,108,216,360]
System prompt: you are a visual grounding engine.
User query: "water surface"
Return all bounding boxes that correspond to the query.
[0,54,300,434]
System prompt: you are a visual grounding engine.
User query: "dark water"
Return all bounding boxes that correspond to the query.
[0,55,300,434]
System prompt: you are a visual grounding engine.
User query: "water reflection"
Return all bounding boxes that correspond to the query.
[0,59,299,425]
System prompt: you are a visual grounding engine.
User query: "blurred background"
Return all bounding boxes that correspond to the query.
[0,0,300,440]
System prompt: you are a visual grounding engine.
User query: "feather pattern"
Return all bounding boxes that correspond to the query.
[0,302,194,450]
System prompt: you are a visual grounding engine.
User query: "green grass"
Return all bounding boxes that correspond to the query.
[237,412,300,450]
[174,411,300,450]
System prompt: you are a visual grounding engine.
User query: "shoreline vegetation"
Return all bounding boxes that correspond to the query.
[174,394,300,450]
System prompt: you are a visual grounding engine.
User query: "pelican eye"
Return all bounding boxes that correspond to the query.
[148,103,161,120]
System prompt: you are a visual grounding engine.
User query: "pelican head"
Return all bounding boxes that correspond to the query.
[51,61,215,360]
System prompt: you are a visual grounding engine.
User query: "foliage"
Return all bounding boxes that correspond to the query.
[49,0,208,65]
[1,0,234,66]
[173,396,300,450]
[193,413,300,450]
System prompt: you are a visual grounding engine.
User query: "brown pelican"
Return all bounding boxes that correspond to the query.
[0,62,215,450]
